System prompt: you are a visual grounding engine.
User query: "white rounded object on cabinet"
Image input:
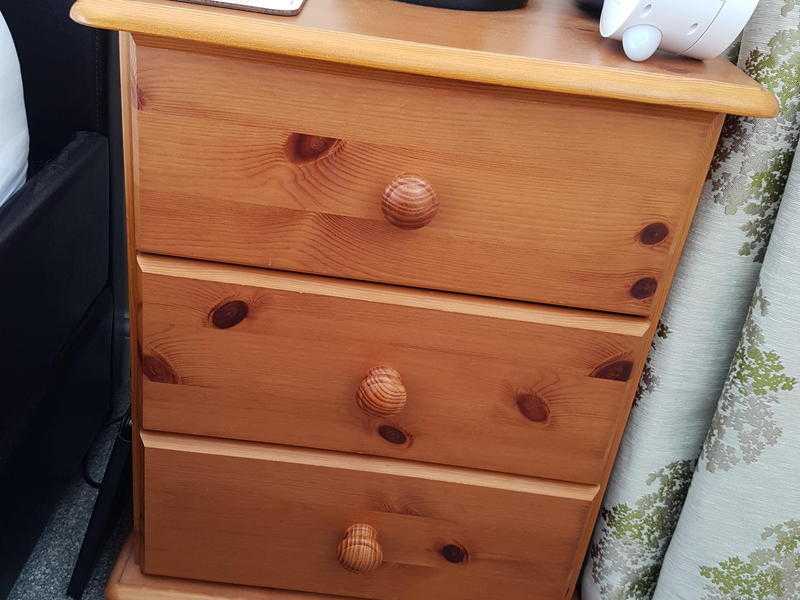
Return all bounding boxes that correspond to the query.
[600,0,760,62]
[622,24,662,62]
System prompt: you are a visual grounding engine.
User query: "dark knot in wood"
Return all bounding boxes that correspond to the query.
[285,132,341,164]
[639,222,669,245]
[441,544,469,564]
[378,425,410,446]
[142,353,179,384]
[591,359,634,382]
[630,277,658,300]
[515,391,550,423]
[211,300,249,329]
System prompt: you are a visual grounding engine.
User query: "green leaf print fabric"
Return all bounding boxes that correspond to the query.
[653,151,800,600]
[581,2,800,598]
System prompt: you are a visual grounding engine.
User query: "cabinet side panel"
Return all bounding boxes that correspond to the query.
[120,32,144,553]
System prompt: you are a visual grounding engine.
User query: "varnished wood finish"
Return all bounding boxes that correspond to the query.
[381,175,439,230]
[337,524,384,574]
[357,367,408,418]
[142,431,598,600]
[67,2,769,597]
[210,299,249,329]
[130,39,724,315]
[107,536,344,599]
[119,33,145,553]
[70,0,777,117]
[563,112,726,596]
[285,133,342,164]
[109,536,581,599]
[139,254,648,484]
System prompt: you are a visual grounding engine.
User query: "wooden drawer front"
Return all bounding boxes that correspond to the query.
[132,39,720,316]
[143,432,598,600]
[140,254,647,485]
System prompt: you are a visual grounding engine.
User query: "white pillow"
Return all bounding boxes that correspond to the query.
[0,11,28,206]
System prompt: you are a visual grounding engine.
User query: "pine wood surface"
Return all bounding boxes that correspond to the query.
[108,535,582,599]
[107,536,344,599]
[338,524,385,574]
[131,39,721,316]
[381,175,440,231]
[142,431,597,600]
[114,30,726,600]
[559,108,725,597]
[77,2,749,597]
[139,253,647,485]
[357,367,409,418]
[118,33,145,550]
[70,0,777,117]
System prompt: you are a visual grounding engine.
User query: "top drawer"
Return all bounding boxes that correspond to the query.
[131,38,720,316]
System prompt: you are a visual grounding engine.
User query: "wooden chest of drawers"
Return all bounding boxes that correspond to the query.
[71,0,776,598]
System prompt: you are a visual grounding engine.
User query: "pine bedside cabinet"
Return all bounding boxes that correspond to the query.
[70,0,777,598]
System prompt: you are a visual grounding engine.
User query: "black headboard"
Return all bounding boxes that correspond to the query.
[3,3,109,173]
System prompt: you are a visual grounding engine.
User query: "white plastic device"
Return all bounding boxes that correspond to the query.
[600,0,760,62]
[175,0,306,16]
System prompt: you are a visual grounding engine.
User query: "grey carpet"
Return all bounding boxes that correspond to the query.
[8,386,131,600]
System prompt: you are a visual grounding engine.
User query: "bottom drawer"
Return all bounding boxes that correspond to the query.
[142,432,598,600]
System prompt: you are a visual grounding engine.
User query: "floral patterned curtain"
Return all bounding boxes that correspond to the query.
[581,2,800,599]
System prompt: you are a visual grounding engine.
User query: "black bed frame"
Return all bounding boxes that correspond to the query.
[0,4,128,596]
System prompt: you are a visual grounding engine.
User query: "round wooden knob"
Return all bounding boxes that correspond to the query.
[337,524,383,573]
[382,175,439,230]
[357,367,407,418]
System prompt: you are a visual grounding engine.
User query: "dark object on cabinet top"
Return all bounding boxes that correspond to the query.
[576,0,603,17]
[395,0,528,10]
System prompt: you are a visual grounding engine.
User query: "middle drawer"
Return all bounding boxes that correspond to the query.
[139,254,647,485]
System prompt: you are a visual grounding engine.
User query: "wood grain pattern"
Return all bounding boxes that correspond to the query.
[107,536,344,599]
[70,0,777,117]
[357,367,408,418]
[561,112,727,599]
[108,536,583,599]
[337,524,384,574]
[119,33,146,555]
[139,253,648,485]
[131,40,723,316]
[70,1,753,598]
[381,175,439,230]
[142,431,598,600]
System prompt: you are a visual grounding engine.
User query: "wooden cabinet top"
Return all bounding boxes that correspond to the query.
[72,0,777,116]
